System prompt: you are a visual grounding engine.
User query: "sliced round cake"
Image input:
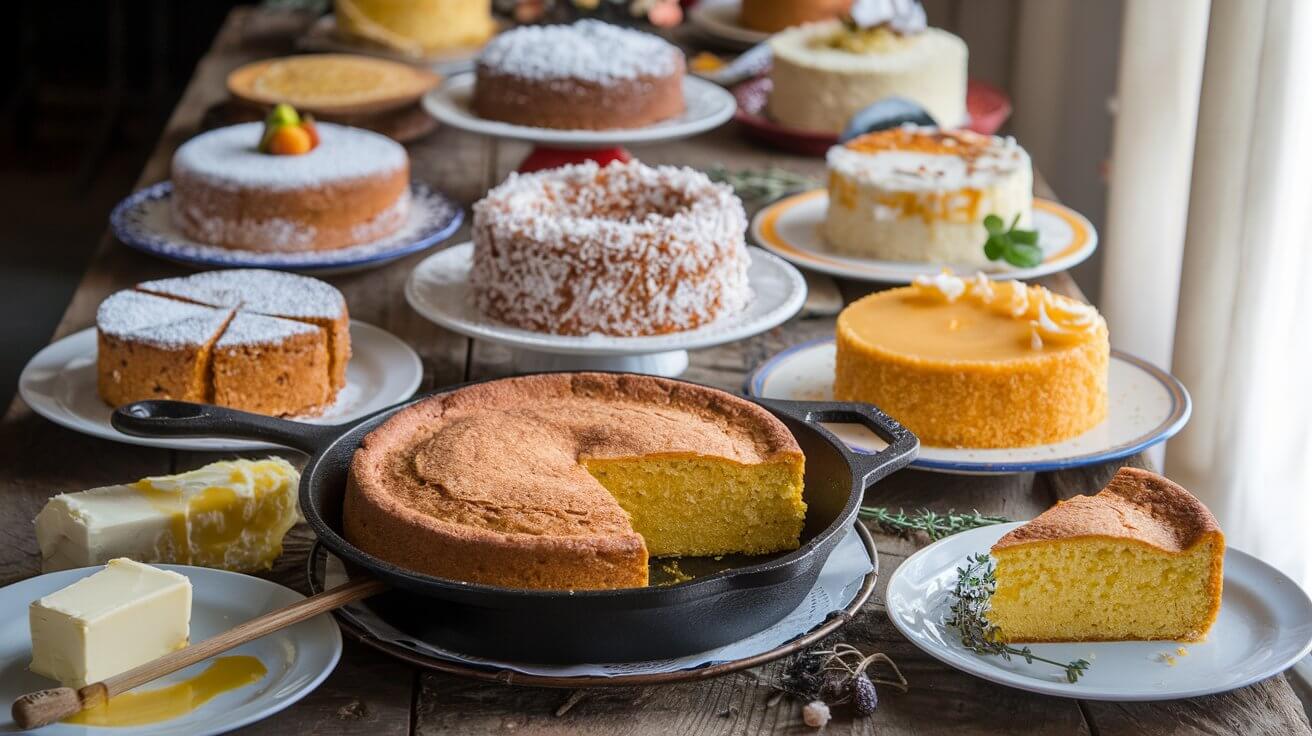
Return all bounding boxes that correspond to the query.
[833,272,1108,448]
[471,20,685,130]
[741,0,852,33]
[469,160,752,337]
[170,121,410,252]
[825,126,1032,266]
[97,269,350,417]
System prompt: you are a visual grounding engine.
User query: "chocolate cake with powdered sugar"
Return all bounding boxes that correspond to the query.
[471,20,686,131]
[97,269,350,417]
[170,121,409,252]
[469,160,752,337]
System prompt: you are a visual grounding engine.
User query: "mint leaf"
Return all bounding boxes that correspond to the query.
[1010,228,1039,246]
[983,215,1005,234]
[984,237,1007,260]
[1006,243,1044,267]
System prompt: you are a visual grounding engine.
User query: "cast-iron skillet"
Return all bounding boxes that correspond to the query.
[111,372,918,663]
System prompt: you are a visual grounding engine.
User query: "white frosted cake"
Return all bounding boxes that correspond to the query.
[824,126,1032,266]
[767,20,967,134]
[170,121,410,252]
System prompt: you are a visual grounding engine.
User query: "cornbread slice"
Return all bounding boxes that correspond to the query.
[345,373,807,590]
[212,313,331,417]
[987,468,1224,643]
[834,273,1109,448]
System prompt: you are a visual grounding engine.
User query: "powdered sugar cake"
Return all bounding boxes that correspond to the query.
[469,160,753,337]
[170,121,409,252]
[97,269,351,417]
[472,20,686,130]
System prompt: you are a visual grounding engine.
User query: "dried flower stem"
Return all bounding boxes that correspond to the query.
[859,507,1010,541]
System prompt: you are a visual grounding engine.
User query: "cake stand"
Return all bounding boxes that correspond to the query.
[405,243,807,377]
[421,73,737,172]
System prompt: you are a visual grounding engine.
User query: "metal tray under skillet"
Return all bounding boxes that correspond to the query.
[112,371,919,664]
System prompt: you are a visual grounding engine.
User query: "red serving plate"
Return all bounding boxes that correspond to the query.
[732,76,1013,156]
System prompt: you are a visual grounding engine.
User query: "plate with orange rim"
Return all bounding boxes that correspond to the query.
[749,189,1097,283]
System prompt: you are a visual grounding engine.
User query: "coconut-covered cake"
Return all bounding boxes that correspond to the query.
[471,20,686,130]
[469,160,752,337]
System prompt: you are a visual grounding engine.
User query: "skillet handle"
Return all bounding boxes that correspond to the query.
[753,398,919,488]
[111,400,343,454]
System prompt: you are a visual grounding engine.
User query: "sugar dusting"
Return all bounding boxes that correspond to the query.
[477,20,681,84]
[138,269,347,320]
[171,122,407,191]
[216,312,318,348]
[96,291,232,348]
[470,160,752,336]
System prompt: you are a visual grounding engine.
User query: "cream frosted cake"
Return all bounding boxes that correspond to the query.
[170,121,410,252]
[767,19,967,134]
[824,126,1032,266]
[469,160,751,337]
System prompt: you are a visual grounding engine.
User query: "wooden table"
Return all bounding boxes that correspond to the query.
[3,9,1308,735]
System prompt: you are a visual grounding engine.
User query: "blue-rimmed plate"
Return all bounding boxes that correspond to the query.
[0,565,342,735]
[110,181,463,275]
[744,338,1190,475]
[886,523,1312,700]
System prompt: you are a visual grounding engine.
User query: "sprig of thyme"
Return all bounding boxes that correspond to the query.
[859,507,1010,541]
[983,213,1043,268]
[945,553,1091,683]
[706,166,818,203]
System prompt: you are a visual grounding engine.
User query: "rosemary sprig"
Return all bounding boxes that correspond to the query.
[983,213,1043,268]
[945,553,1091,683]
[859,507,1010,541]
[706,166,818,203]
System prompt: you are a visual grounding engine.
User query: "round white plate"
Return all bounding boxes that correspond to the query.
[19,321,423,452]
[751,190,1098,284]
[689,0,769,49]
[421,74,737,148]
[745,338,1191,475]
[885,523,1312,701]
[110,181,463,275]
[406,242,807,356]
[0,565,342,735]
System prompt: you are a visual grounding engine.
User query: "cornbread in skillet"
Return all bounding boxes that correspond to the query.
[988,468,1224,643]
[834,272,1108,448]
[344,373,807,590]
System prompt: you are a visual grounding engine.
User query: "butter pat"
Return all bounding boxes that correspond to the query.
[35,458,299,573]
[30,558,191,688]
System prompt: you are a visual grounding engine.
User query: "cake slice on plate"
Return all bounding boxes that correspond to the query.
[988,467,1224,643]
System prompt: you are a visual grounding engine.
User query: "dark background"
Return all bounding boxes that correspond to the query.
[1,0,248,410]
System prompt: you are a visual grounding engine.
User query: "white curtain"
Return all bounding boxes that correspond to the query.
[1103,0,1312,592]
[1165,0,1312,591]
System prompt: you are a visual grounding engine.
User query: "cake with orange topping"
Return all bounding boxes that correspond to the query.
[988,467,1225,642]
[97,269,350,417]
[741,0,852,32]
[344,373,807,590]
[472,20,685,131]
[469,160,752,336]
[825,126,1032,266]
[833,272,1108,448]
[170,120,409,252]
[768,19,966,134]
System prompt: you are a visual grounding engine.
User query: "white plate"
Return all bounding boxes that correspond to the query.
[421,74,737,148]
[0,565,342,735]
[885,523,1312,700]
[19,321,422,451]
[110,182,463,275]
[689,0,769,49]
[745,338,1190,475]
[750,190,1098,284]
[405,243,806,356]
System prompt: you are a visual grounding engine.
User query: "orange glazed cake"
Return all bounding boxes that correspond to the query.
[170,121,409,252]
[469,160,752,337]
[833,272,1108,448]
[988,468,1225,643]
[344,373,807,590]
[97,269,350,417]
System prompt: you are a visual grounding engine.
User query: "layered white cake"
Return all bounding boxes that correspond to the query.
[767,20,967,134]
[824,125,1032,266]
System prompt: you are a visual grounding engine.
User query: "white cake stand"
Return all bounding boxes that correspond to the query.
[405,243,807,377]
[421,73,737,170]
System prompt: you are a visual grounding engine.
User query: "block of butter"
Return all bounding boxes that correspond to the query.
[35,458,299,573]
[30,558,192,688]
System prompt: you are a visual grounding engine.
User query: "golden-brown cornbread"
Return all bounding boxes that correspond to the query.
[345,373,807,591]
